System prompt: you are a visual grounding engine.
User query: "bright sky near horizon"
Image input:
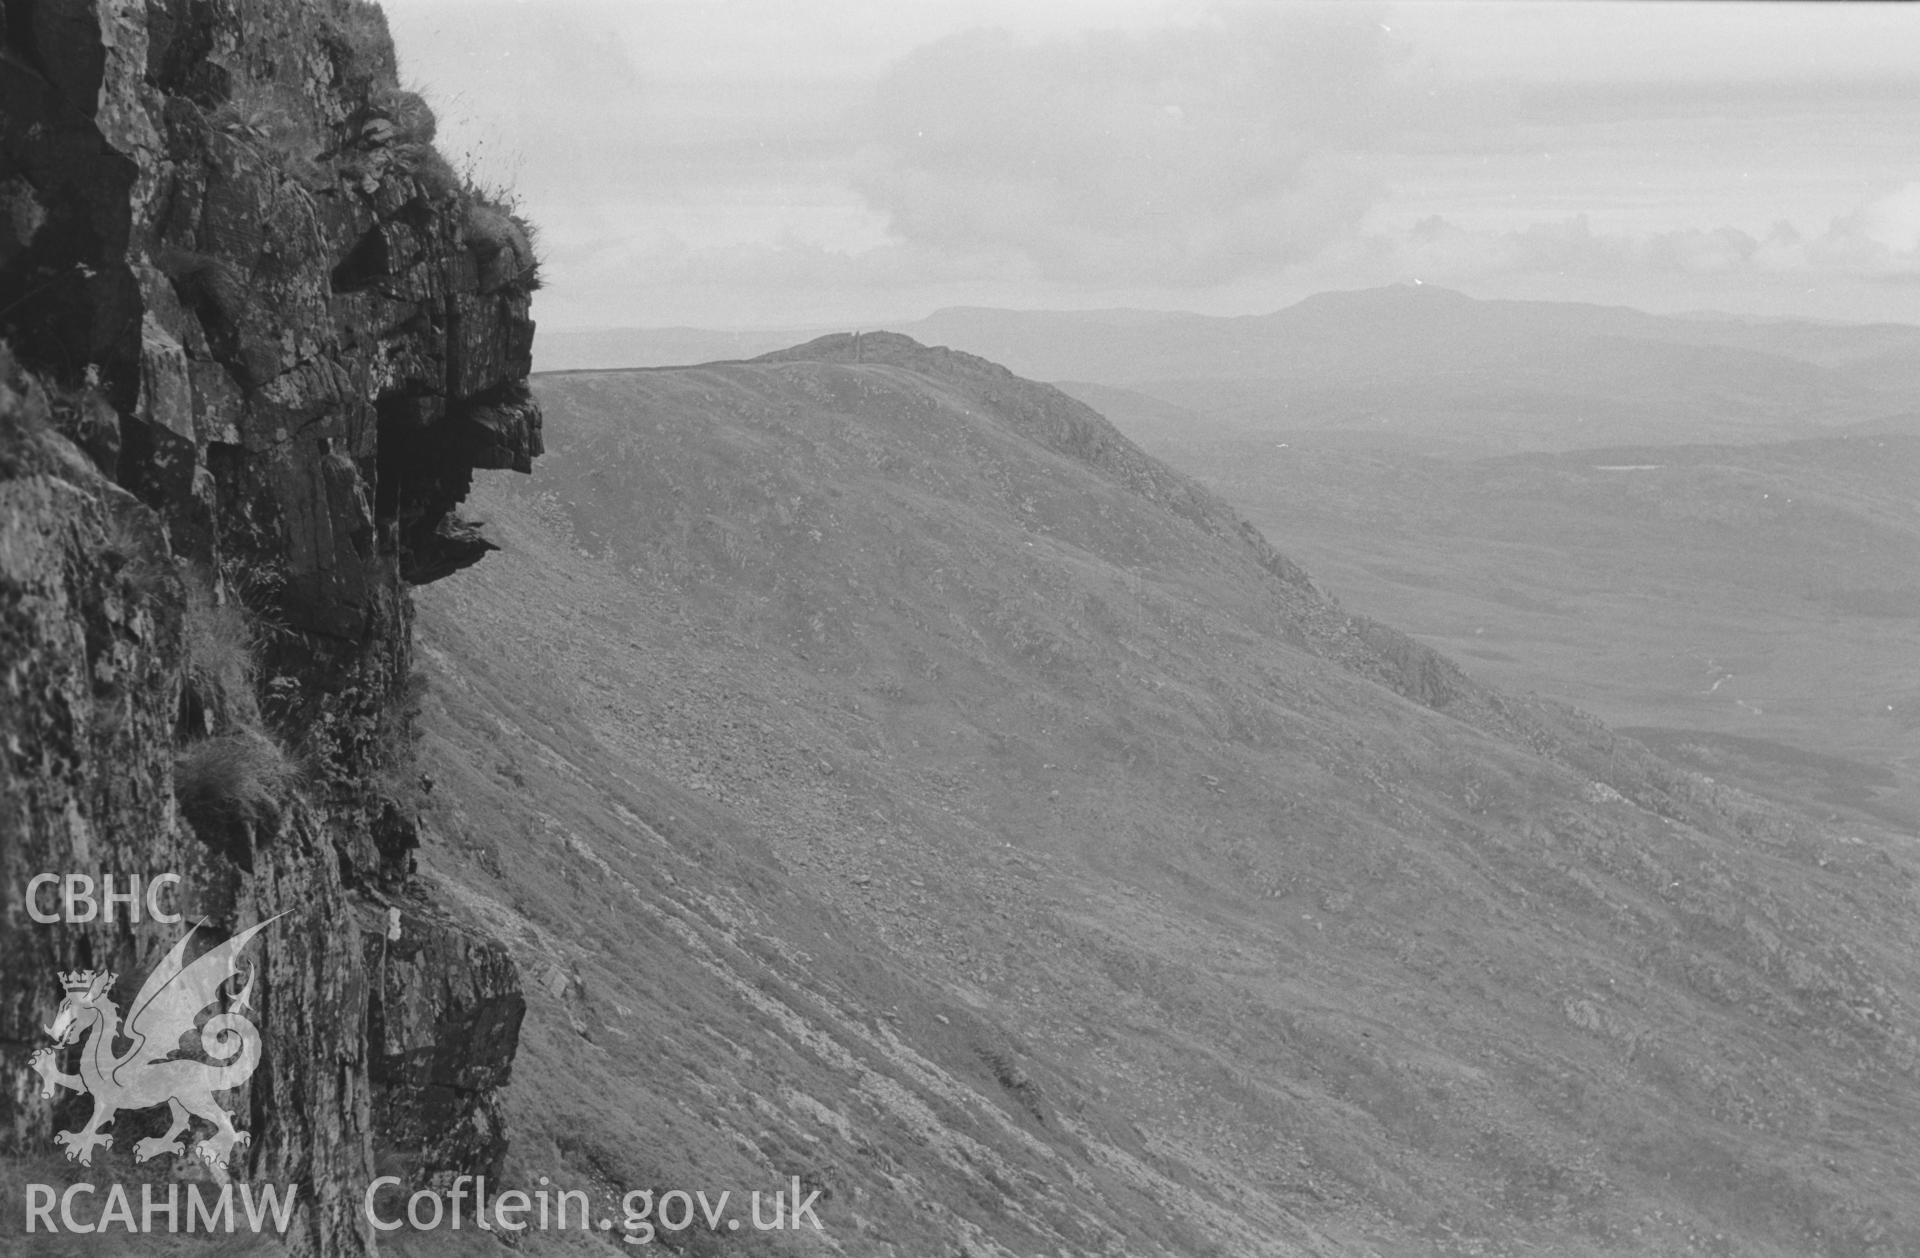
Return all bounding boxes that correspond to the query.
[379,0,1920,330]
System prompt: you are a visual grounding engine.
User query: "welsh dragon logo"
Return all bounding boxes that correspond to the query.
[29,914,283,1176]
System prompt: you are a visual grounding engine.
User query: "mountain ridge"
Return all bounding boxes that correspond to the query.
[536,287,1920,450]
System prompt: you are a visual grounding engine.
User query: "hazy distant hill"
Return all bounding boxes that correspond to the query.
[909,287,1920,451]
[417,334,1920,1255]
[541,287,1920,451]
[535,323,842,372]
[1131,426,1920,832]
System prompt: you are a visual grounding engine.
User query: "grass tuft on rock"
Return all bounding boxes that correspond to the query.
[175,730,297,831]
[463,200,543,293]
[181,577,262,736]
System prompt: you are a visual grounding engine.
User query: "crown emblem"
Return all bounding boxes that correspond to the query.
[59,969,112,993]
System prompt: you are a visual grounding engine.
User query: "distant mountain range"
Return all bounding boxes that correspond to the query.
[538,286,1920,451]
[418,332,1920,1255]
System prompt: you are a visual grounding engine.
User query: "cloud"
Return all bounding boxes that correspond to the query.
[577,232,1019,294]
[544,226,1046,327]
[852,5,1423,286]
[1392,184,1920,286]
[383,1,1917,326]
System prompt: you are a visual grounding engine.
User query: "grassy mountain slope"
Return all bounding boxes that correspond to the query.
[409,335,1920,1255]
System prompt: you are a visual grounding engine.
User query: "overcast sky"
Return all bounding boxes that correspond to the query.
[380,0,1920,330]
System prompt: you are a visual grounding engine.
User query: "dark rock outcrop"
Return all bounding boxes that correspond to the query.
[363,903,523,1188]
[1,2,536,1252]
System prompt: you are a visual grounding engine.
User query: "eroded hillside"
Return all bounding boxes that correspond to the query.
[412,334,1920,1255]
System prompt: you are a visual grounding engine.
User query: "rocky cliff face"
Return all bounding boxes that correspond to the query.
[1,1,536,1251]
